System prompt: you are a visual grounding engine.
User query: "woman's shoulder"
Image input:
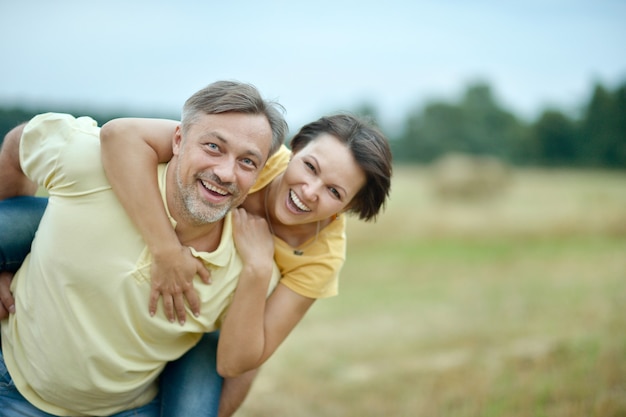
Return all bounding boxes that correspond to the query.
[250,145,291,193]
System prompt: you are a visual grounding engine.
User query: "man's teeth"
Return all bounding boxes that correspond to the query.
[290,190,311,212]
[201,180,228,196]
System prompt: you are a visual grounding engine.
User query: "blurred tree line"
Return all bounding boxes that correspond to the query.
[1,79,624,168]
[383,80,626,168]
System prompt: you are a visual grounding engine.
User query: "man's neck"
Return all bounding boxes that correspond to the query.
[175,219,224,253]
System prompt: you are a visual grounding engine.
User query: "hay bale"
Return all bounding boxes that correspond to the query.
[429,153,512,200]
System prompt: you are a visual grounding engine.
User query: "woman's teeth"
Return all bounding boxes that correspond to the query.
[290,190,311,212]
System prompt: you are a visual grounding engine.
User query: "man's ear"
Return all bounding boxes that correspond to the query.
[172,126,183,155]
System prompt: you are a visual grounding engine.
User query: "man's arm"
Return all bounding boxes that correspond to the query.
[0,123,37,200]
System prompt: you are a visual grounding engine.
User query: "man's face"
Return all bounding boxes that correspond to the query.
[171,112,272,225]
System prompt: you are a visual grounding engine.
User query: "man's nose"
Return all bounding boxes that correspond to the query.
[212,157,237,184]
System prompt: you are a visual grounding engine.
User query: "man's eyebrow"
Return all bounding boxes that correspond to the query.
[241,148,264,163]
[202,131,263,163]
[201,131,225,142]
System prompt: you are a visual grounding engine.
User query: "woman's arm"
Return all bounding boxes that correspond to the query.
[100,118,210,324]
[217,208,316,377]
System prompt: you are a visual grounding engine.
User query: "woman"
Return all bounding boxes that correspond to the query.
[0,114,392,416]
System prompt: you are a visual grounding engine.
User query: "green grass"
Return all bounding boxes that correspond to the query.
[238,166,626,417]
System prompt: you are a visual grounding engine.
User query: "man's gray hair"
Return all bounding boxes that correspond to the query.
[181,80,287,157]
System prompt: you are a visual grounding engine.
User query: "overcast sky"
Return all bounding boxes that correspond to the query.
[1,0,624,132]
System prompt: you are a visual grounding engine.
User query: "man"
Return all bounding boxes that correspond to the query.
[0,80,287,416]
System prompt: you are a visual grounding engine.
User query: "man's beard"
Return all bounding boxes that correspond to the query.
[175,170,240,225]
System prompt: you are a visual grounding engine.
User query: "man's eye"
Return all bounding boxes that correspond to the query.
[206,143,219,151]
[241,158,256,168]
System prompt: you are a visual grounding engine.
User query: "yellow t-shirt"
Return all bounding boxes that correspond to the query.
[251,145,346,299]
[0,113,280,415]
[274,214,345,298]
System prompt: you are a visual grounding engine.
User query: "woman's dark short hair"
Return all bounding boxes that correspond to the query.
[290,114,392,221]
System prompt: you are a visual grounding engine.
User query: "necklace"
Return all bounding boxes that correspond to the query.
[264,186,320,256]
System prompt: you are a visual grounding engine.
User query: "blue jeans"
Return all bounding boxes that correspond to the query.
[0,196,223,416]
[160,332,223,416]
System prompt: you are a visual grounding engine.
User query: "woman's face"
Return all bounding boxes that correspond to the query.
[272,133,366,226]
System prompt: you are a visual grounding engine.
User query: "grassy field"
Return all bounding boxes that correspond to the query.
[238,166,626,417]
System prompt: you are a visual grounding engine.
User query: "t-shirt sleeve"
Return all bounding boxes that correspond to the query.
[20,113,109,195]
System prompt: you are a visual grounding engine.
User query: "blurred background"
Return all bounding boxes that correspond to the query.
[1,0,625,157]
[1,1,625,416]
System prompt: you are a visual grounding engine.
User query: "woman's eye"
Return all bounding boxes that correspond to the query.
[329,187,341,199]
[305,161,315,172]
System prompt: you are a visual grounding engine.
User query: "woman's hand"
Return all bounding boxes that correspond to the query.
[150,245,211,325]
[231,208,274,275]
[0,271,15,319]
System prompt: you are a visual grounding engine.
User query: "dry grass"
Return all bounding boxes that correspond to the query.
[237,166,626,417]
